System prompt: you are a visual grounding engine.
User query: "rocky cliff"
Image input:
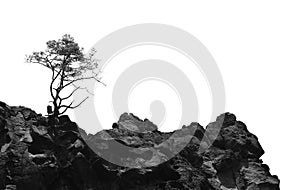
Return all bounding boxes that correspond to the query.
[0,101,280,190]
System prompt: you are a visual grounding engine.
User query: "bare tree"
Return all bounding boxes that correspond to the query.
[26,34,104,117]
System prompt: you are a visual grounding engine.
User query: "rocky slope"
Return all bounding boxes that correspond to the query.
[0,101,280,190]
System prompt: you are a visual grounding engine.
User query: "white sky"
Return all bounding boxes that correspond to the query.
[0,0,299,189]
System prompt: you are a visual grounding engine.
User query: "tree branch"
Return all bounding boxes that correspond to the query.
[61,86,80,101]
[59,97,88,115]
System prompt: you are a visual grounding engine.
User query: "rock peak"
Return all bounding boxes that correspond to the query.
[116,112,158,133]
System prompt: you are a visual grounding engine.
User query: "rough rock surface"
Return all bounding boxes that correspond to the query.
[0,101,280,190]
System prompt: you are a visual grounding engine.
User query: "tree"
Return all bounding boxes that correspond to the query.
[26,34,103,117]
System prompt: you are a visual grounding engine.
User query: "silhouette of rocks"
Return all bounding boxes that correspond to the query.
[0,101,280,190]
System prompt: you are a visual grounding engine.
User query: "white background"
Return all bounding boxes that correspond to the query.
[0,1,299,189]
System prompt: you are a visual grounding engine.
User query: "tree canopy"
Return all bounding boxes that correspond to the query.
[27,34,103,117]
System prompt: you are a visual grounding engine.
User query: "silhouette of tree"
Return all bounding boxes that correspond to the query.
[26,34,103,117]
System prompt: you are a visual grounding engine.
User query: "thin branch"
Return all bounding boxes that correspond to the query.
[63,75,106,89]
[61,86,80,100]
[50,68,62,100]
[50,68,56,100]
[28,60,49,69]
[72,84,94,96]
[59,97,88,115]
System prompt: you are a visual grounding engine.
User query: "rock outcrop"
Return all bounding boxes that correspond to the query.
[0,101,280,190]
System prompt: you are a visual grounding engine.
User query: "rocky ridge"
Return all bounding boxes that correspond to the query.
[0,101,280,189]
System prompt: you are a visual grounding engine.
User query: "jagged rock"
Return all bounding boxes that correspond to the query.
[117,113,158,133]
[0,101,280,190]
